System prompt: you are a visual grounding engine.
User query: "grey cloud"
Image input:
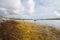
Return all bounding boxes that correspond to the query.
[0,0,60,19]
[0,0,24,18]
[0,0,35,18]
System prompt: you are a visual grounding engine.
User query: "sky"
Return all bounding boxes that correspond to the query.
[0,0,60,19]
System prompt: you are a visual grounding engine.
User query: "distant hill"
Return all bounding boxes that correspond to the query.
[40,18,60,20]
[1,16,60,20]
[10,18,60,20]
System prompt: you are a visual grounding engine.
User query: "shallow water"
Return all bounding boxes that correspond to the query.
[22,20,60,29]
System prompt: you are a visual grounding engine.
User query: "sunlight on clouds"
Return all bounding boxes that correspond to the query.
[13,9,20,14]
[0,0,24,16]
[13,8,24,15]
[0,0,60,18]
[54,11,60,16]
[28,0,35,15]
[3,0,35,15]
[11,0,24,14]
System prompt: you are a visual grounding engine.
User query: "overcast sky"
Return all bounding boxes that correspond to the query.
[0,0,60,19]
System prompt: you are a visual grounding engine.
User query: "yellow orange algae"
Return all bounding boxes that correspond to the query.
[0,20,60,40]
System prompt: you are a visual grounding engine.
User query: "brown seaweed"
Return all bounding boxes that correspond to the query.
[0,20,60,40]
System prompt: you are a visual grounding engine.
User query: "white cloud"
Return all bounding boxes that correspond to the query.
[28,0,35,15]
[0,0,35,18]
[54,11,60,16]
[0,0,24,16]
[0,0,23,9]
[0,0,60,18]
[0,8,6,11]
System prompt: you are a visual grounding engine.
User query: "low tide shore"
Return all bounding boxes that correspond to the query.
[0,20,60,40]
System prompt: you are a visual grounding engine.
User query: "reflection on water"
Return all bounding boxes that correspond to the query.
[23,20,60,29]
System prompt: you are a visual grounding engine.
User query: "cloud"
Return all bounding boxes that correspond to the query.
[54,11,60,16]
[0,0,24,16]
[0,0,35,18]
[28,0,35,15]
[0,7,9,16]
[0,0,23,9]
[21,0,35,15]
[33,0,60,18]
[0,0,60,19]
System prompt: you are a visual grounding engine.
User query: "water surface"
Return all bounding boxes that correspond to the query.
[23,20,60,29]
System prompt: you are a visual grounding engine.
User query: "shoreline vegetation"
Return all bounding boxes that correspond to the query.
[0,20,60,40]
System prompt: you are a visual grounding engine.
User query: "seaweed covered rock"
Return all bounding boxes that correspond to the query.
[0,20,60,40]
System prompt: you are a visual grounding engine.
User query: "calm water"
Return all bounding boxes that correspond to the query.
[23,20,60,29]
